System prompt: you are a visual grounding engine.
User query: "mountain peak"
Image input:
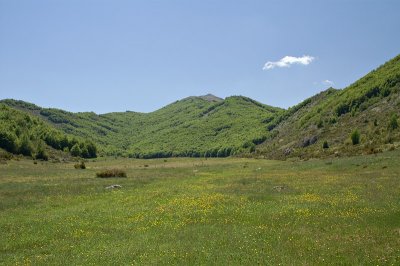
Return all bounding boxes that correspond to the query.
[197,94,223,102]
[182,94,223,103]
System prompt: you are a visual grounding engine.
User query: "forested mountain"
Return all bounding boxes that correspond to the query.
[1,55,399,160]
[1,95,282,158]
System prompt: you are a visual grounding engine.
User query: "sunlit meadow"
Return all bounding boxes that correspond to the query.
[0,151,399,265]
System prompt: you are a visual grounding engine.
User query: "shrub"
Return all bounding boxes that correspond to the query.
[70,144,81,157]
[18,135,33,156]
[388,114,398,130]
[323,141,329,149]
[35,148,48,161]
[0,150,13,160]
[96,169,127,178]
[252,136,267,145]
[351,129,360,145]
[336,103,350,116]
[0,130,17,153]
[74,161,86,169]
[35,141,48,161]
[80,145,89,158]
[85,141,97,158]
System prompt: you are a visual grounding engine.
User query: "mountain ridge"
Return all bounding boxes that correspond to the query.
[1,94,282,158]
[1,54,400,159]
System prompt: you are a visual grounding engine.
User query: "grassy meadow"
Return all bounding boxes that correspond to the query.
[0,151,399,265]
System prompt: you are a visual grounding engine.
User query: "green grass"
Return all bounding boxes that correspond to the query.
[0,152,399,265]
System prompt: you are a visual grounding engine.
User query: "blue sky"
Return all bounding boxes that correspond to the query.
[1,0,400,113]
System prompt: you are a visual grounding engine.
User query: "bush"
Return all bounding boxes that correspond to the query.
[96,169,127,178]
[70,144,81,157]
[74,161,86,169]
[18,135,33,156]
[351,129,360,145]
[0,130,17,153]
[0,150,13,160]
[388,114,398,130]
[85,141,97,158]
[35,148,48,161]
[80,145,89,158]
[323,141,329,149]
[336,103,350,116]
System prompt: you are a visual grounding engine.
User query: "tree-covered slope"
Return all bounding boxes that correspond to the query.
[0,104,97,159]
[1,95,282,158]
[2,55,400,159]
[108,96,281,158]
[257,54,400,159]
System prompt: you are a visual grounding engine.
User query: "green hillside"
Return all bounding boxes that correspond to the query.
[257,54,400,159]
[0,104,97,160]
[1,95,282,158]
[1,55,400,160]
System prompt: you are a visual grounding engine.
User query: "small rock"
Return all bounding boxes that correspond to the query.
[301,136,318,147]
[283,148,292,156]
[273,185,285,192]
[106,184,122,189]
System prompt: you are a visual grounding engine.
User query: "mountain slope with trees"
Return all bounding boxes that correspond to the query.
[1,55,400,159]
[0,104,97,160]
[257,54,400,159]
[1,95,282,158]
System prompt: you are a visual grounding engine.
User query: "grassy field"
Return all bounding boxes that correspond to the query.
[0,152,399,265]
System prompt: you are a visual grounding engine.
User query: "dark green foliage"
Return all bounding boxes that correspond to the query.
[0,130,17,153]
[18,135,33,156]
[323,141,329,149]
[351,130,360,145]
[70,144,81,157]
[79,145,89,158]
[336,103,350,116]
[96,169,127,178]
[252,136,267,145]
[388,114,398,130]
[85,141,97,158]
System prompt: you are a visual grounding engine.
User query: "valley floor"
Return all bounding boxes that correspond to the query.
[0,152,399,265]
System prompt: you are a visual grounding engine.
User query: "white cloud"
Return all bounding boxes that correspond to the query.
[263,55,315,70]
[322,79,334,86]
